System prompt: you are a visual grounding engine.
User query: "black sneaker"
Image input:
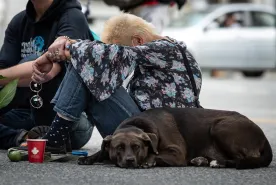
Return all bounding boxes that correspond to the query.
[17,138,71,154]
[19,125,49,148]
[18,126,72,154]
[28,126,50,139]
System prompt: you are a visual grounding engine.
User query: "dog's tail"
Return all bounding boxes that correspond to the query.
[228,139,273,169]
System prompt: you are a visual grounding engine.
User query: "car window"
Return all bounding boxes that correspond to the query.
[207,11,246,30]
[250,11,275,27]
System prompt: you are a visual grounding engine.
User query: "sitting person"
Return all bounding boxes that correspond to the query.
[0,0,94,149]
[222,13,242,28]
[31,13,202,153]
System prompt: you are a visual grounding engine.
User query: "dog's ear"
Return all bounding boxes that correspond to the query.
[96,135,112,163]
[101,135,112,151]
[141,133,159,155]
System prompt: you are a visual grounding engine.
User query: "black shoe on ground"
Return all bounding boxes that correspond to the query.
[16,126,72,154]
[15,138,72,154]
[28,126,50,139]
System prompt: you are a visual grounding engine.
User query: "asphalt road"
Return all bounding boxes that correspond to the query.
[0,72,276,185]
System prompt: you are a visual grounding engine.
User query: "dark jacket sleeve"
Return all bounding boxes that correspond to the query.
[56,8,92,40]
[0,12,25,68]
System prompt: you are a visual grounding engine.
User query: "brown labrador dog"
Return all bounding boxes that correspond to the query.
[78,108,273,169]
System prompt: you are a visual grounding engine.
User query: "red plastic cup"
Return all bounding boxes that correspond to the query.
[27,139,47,163]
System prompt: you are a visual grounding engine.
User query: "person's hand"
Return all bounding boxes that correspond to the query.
[47,36,77,62]
[64,39,77,60]
[32,53,53,83]
[47,36,68,62]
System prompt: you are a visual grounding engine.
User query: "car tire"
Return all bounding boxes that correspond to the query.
[242,71,264,78]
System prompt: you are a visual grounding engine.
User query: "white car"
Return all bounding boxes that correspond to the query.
[163,3,276,77]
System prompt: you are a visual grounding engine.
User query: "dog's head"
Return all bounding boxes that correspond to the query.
[101,128,158,168]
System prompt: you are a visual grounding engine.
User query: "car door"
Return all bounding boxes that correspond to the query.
[244,10,276,69]
[195,11,248,69]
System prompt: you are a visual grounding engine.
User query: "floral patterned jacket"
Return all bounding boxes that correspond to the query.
[69,38,202,110]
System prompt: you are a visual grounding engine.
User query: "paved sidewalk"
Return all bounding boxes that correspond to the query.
[0,122,275,185]
[1,75,276,185]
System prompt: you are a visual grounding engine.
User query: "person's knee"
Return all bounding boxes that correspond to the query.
[52,66,89,121]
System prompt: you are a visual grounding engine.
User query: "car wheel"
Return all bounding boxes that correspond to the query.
[242,71,264,78]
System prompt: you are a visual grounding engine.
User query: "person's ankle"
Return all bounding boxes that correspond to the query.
[41,114,74,152]
[57,113,73,121]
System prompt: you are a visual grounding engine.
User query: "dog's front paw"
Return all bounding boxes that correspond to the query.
[190,157,209,167]
[141,161,156,169]
[78,156,96,165]
[140,154,156,169]
[209,160,225,168]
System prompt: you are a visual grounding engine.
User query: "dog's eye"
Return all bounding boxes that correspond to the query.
[132,144,140,150]
[117,145,124,151]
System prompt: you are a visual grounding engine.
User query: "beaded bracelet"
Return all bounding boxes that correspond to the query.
[63,36,73,61]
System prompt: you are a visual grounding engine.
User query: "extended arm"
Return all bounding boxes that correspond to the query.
[0,59,61,87]
[0,13,61,87]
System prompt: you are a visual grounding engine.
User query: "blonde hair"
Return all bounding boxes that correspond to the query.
[101,13,157,44]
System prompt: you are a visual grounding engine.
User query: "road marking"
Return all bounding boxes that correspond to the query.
[252,118,276,124]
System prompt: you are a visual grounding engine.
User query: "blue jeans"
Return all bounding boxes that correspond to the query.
[0,109,34,130]
[52,64,141,137]
[0,123,24,149]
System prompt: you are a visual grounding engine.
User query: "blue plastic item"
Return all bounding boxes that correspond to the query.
[71,150,88,157]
